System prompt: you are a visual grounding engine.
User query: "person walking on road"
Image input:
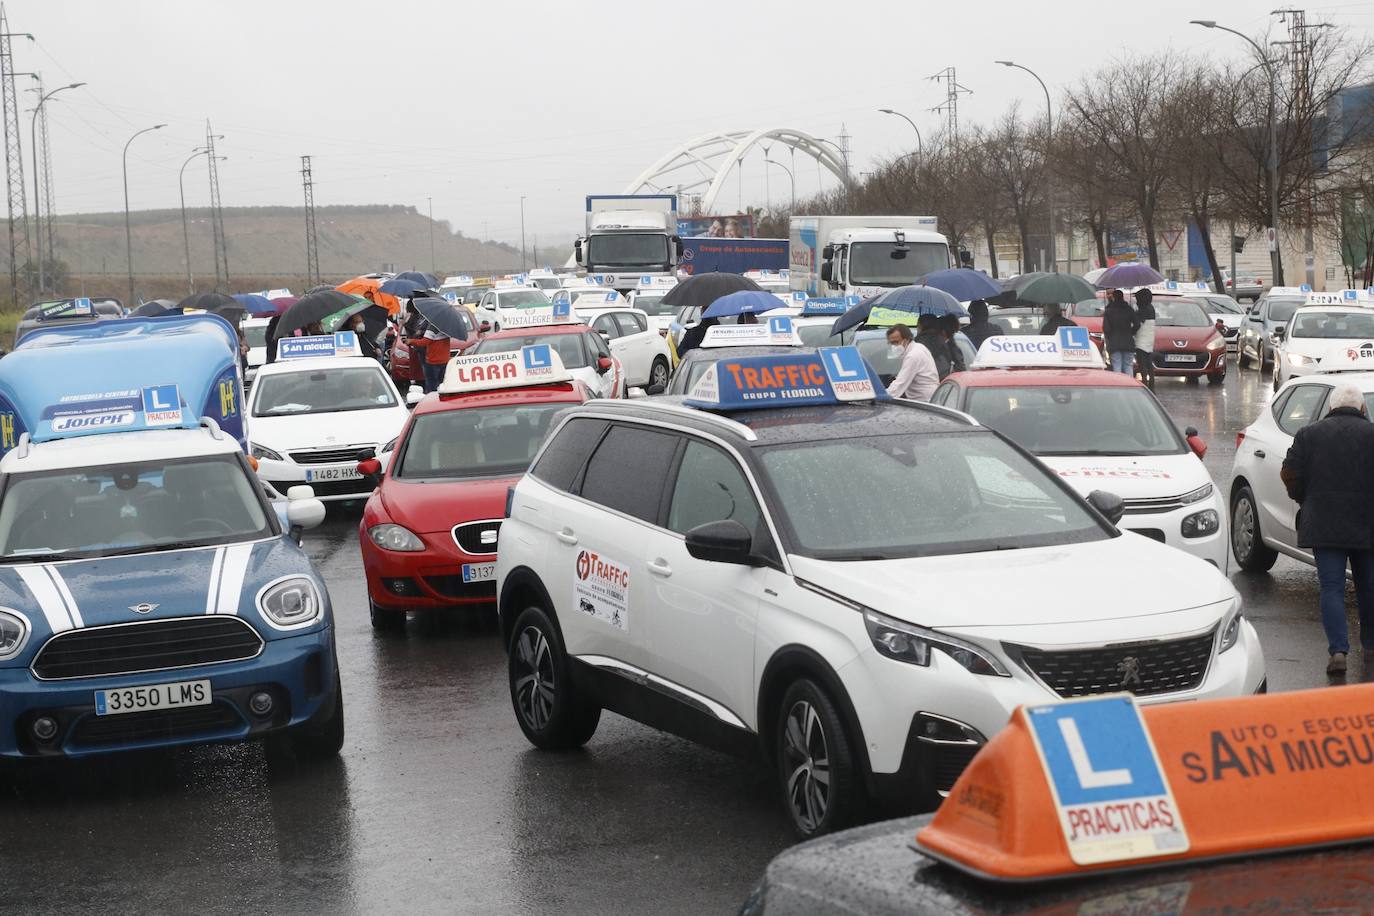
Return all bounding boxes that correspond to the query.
[939,314,967,373]
[914,313,953,379]
[962,300,1004,350]
[1039,304,1077,336]
[420,319,450,393]
[1102,289,1140,375]
[1280,382,1374,675]
[885,324,939,401]
[1133,287,1157,388]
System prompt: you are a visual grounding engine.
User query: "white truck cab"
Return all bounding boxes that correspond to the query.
[790,216,952,300]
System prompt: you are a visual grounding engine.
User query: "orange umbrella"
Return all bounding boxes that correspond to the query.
[337,276,400,314]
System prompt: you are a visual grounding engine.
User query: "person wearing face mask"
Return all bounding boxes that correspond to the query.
[350,315,381,362]
[884,323,938,400]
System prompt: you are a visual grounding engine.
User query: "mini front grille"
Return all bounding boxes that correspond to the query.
[1007,630,1215,699]
[32,616,264,680]
[453,520,501,555]
[288,445,373,465]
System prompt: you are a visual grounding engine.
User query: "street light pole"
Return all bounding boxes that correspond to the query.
[1191,19,1283,286]
[519,195,527,271]
[31,81,85,295]
[179,147,213,295]
[878,108,923,155]
[764,159,795,211]
[123,123,166,305]
[996,61,1056,272]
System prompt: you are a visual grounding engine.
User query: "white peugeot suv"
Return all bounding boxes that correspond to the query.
[495,349,1265,838]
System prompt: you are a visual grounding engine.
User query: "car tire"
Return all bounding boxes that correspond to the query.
[1186,375,1200,385]
[1231,485,1279,572]
[648,357,670,392]
[776,679,863,839]
[508,605,601,750]
[1239,346,1252,369]
[1209,370,1225,385]
[369,598,406,631]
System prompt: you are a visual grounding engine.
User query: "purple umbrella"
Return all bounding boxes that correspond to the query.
[1094,262,1165,289]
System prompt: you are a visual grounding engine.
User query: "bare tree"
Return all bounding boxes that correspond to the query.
[981,106,1048,271]
[1068,53,1182,269]
[1160,61,1232,292]
[1051,114,1124,267]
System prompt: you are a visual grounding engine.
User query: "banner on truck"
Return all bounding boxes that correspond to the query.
[677,214,756,239]
[680,238,788,276]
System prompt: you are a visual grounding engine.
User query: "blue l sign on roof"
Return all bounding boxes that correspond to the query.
[1026,695,1188,865]
[141,384,182,427]
[552,298,571,320]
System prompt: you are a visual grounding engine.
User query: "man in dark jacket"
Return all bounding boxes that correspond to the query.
[914,313,952,378]
[962,300,1004,350]
[1039,304,1078,336]
[1102,289,1140,374]
[1281,382,1374,674]
[939,314,967,373]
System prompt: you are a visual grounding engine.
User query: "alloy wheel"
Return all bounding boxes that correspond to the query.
[513,626,556,731]
[650,360,669,389]
[1233,495,1256,560]
[782,700,830,834]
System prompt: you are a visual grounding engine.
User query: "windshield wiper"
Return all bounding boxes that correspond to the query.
[1037,449,1139,457]
[0,551,78,564]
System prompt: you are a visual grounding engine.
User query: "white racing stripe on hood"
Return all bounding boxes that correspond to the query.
[204,546,226,615]
[47,566,84,628]
[16,565,75,633]
[215,544,253,615]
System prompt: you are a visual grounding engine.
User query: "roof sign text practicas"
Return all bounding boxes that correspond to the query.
[684,347,887,411]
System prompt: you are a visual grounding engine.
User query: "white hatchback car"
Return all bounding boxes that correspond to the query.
[1273,295,1374,390]
[496,350,1264,838]
[1230,371,1374,570]
[474,286,553,332]
[575,305,673,392]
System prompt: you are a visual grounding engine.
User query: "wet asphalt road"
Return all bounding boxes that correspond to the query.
[0,362,1358,915]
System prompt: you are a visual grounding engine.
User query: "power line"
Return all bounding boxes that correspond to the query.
[301,155,319,288]
[0,3,31,303]
[205,120,227,287]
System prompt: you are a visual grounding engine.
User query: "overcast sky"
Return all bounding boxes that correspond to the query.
[16,0,1374,247]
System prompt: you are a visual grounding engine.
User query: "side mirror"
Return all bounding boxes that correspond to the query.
[1215,319,1226,333]
[479,321,492,333]
[1273,325,1286,340]
[673,236,683,258]
[1086,489,1125,526]
[820,261,834,283]
[357,456,382,478]
[574,239,585,265]
[596,356,613,374]
[684,519,757,565]
[822,244,835,260]
[1184,426,1207,459]
[286,492,326,544]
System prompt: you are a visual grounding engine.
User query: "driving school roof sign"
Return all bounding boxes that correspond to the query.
[701,316,801,348]
[276,331,361,360]
[684,347,887,411]
[438,345,572,396]
[971,327,1105,370]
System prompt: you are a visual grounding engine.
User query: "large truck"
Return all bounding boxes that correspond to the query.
[575,194,682,293]
[789,216,953,299]
[679,237,788,275]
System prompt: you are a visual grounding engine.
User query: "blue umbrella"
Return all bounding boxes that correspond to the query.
[917,268,1002,302]
[830,285,964,335]
[380,278,426,297]
[394,270,439,287]
[231,293,277,316]
[702,290,786,319]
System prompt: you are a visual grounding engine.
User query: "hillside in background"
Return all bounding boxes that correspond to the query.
[44,204,525,281]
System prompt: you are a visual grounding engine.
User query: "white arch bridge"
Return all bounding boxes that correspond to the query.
[623,128,849,212]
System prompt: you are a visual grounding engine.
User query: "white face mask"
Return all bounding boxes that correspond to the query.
[888,343,904,359]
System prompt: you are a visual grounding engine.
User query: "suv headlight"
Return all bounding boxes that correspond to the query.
[863,608,1009,677]
[251,444,284,462]
[1218,602,1244,654]
[257,577,323,628]
[0,608,29,661]
[1182,509,1220,538]
[368,523,425,552]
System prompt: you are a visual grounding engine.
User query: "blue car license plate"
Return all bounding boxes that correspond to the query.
[461,563,495,584]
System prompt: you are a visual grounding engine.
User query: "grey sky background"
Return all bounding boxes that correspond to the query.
[19,0,1374,249]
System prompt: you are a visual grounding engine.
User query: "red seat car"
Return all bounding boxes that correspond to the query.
[358,344,589,629]
[387,307,482,391]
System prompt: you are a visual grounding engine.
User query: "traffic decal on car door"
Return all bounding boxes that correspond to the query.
[575,549,630,631]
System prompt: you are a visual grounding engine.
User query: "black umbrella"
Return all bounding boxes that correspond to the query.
[394,270,439,287]
[659,272,763,309]
[278,289,359,335]
[306,284,336,294]
[178,291,237,312]
[414,297,469,340]
[212,304,246,328]
[132,301,182,317]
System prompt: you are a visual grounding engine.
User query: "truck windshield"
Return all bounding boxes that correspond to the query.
[0,454,273,561]
[588,234,669,268]
[849,242,949,286]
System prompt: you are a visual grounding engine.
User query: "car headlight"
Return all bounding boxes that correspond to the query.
[1218,602,1244,654]
[368,523,425,552]
[863,608,1010,676]
[251,444,283,462]
[1179,483,1214,505]
[257,577,323,628]
[0,608,29,661]
[1206,336,1226,351]
[1181,509,1220,538]
[1287,353,1316,367]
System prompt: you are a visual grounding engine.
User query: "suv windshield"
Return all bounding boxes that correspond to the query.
[1154,300,1211,327]
[588,234,669,268]
[0,455,272,561]
[848,242,948,286]
[397,404,566,479]
[759,431,1107,559]
[497,289,551,309]
[253,365,397,416]
[474,333,589,369]
[967,386,1183,456]
[1291,309,1374,338]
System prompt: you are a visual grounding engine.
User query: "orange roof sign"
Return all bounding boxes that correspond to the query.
[915,684,1374,882]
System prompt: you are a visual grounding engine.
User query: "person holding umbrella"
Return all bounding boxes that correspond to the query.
[914,313,952,379]
[1039,304,1078,336]
[962,300,1004,349]
[1102,289,1140,375]
[885,324,939,400]
[1133,287,1157,389]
